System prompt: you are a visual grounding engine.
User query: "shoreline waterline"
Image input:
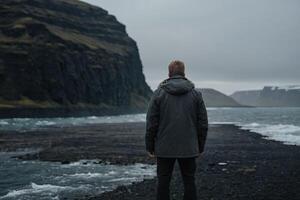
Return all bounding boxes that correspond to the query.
[1,107,299,146]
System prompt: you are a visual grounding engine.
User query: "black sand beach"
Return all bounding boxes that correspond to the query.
[0,122,299,200]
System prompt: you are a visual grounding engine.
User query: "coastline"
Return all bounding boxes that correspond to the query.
[0,123,299,199]
[0,107,147,119]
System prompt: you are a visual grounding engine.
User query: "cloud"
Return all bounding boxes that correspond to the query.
[82,0,300,93]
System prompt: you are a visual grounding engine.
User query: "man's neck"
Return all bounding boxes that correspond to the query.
[169,75,185,79]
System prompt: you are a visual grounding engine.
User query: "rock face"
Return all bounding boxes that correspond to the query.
[231,86,300,107]
[230,90,261,107]
[0,0,152,117]
[198,88,244,107]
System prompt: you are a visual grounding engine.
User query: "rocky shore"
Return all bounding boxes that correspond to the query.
[0,123,299,200]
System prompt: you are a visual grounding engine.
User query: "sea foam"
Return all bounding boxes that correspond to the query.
[0,183,78,199]
[240,123,300,145]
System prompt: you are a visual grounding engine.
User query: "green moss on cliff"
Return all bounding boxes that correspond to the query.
[0,97,59,108]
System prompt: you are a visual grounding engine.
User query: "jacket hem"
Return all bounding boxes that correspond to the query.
[155,153,199,158]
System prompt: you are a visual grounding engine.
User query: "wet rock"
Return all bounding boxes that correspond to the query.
[61,160,70,164]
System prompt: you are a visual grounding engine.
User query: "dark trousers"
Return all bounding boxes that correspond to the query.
[156,157,197,200]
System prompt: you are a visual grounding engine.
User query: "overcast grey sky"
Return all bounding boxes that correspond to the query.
[83,0,300,94]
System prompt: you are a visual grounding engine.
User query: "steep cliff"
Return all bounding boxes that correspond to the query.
[0,0,152,117]
[257,86,300,107]
[231,86,300,107]
[198,88,244,107]
[230,90,261,106]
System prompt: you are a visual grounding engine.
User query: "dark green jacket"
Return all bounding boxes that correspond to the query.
[145,75,208,157]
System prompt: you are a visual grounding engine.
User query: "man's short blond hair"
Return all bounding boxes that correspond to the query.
[168,60,185,77]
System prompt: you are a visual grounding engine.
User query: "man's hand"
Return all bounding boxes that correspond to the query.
[147,151,155,158]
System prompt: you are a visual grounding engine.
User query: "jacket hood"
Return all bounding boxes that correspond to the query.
[159,75,195,95]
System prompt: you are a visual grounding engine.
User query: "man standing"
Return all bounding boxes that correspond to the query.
[145,60,208,200]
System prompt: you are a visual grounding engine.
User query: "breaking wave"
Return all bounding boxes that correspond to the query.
[240,123,300,145]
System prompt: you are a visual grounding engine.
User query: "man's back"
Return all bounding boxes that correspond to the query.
[145,75,208,157]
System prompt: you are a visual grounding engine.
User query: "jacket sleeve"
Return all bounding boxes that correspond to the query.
[145,89,160,153]
[196,91,208,153]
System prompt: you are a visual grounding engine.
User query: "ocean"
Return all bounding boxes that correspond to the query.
[1,107,299,146]
[0,107,299,199]
[0,152,155,200]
